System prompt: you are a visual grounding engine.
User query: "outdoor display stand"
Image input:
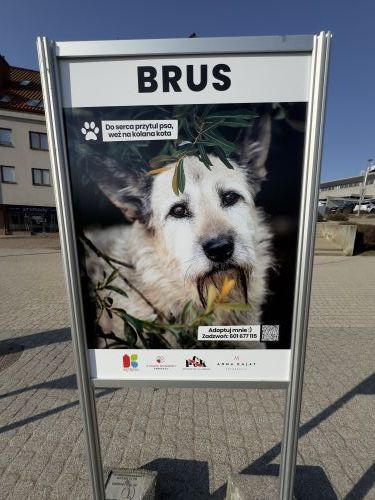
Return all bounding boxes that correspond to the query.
[37,32,331,500]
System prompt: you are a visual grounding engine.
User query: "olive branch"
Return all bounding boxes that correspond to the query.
[148,107,258,195]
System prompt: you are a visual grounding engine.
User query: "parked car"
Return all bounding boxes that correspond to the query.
[328,205,340,214]
[341,201,356,214]
[353,201,375,213]
[327,201,356,215]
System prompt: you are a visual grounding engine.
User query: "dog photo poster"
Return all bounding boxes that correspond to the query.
[59,53,311,381]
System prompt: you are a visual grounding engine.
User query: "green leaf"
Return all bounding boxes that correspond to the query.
[126,312,144,334]
[104,296,113,307]
[180,118,194,140]
[105,269,118,285]
[197,143,212,170]
[181,300,193,323]
[111,307,127,319]
[175,144,195,155]
[124,323,137,346]
[112,307,142,346]
[177,159,185,193]
[105,285,128,298]
[200,119,225,135]
[214,146,234,169]
[217,120,255,128]
[203,131,236,154]
[172,166,179,195]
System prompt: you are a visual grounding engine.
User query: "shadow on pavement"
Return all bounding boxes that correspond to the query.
[140,460,336,499]
[0,374,77,400]
[211,371,375,498]
[0,387,115,435]
[0,327,71,351]
[226,464,338,500]
[345,463,375,500]
[143,458,210,499]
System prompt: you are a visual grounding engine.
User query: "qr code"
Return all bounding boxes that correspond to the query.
[261,325,280,342]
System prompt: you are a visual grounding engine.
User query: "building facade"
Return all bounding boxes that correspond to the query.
[319,172,375,200]
[0,56,56,234]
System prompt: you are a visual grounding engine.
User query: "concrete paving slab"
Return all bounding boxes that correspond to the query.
[0,239,374,499]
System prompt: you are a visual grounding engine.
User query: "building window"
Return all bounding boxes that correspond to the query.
[29,131,48,151]
[1,165,16,183]
[0,95,12,103]
[0,128,12,146]
[26,99,40,107]
[26,99,43,108]
[32,168,50,186]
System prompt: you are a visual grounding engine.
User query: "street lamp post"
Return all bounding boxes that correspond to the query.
[357,158,374,216]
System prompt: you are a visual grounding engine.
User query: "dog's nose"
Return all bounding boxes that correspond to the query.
[203,236,234,262]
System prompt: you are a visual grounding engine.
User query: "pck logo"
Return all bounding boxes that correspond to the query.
[186,356,206,368]
[123,354,138,369]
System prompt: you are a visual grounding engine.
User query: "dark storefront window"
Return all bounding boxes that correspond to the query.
[8,206,58,232]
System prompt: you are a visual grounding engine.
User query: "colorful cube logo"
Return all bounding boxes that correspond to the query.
[123,354,138,369]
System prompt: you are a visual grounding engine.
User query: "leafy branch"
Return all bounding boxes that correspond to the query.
[148,107,258,195]
[89,248,251,348]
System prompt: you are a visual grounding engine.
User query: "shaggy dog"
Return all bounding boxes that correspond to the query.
[83,116,272,348]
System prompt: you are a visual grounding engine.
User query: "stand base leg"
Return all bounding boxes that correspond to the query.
[105,468,158,500]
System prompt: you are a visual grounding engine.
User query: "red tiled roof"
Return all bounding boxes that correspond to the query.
[0,65,44,115]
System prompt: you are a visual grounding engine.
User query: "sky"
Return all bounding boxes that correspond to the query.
[1,0,374,181]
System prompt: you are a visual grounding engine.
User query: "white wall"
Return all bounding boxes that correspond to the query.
[0,109,55,207]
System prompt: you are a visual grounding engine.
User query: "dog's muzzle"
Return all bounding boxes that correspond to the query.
[203,235,234,263]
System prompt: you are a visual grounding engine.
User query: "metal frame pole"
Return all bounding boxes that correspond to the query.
[279,32,331,500]
[37,37,106,500]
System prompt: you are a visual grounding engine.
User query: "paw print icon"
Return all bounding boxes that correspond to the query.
[81,122,99,141]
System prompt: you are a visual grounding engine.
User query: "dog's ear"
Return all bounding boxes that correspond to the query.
[236,115,271,184]
[82,155,152,223]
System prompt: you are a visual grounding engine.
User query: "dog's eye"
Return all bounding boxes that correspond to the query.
[221,191,242,207]
[168,203,191,219]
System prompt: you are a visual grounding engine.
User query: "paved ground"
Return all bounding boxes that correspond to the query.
[0,236,374,499]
